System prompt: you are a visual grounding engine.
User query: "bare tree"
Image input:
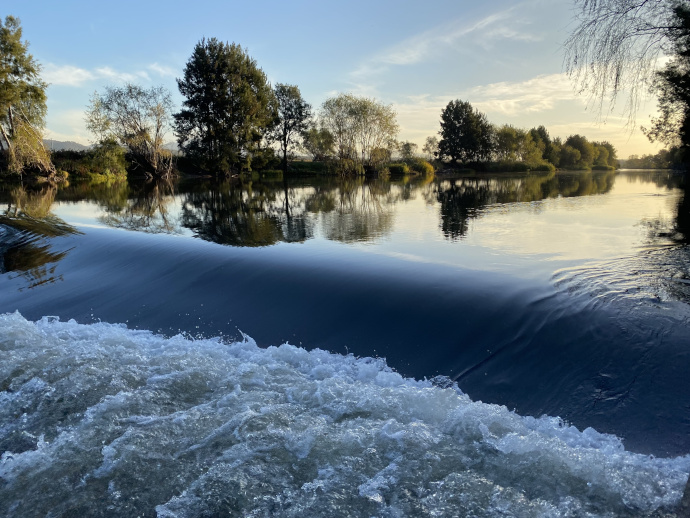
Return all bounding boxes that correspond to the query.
[564,0,677,121]
[86,84,175,179]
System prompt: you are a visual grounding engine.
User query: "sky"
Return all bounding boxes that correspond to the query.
[12,0,667,158]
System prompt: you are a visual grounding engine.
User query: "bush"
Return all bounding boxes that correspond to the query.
[387,162,410,175]
[408,158,435,175]
[289,161,330,175]
[51,139,128,178]
[529,162,556,172]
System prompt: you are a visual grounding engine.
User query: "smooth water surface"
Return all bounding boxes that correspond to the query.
[1,170,689,516]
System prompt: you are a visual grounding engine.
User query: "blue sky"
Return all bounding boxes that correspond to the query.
[14,0,663,158]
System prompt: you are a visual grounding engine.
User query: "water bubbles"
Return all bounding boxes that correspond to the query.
[0,312,688,517]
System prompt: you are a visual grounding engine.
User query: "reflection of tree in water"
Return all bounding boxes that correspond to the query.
[316,178,396,243]
[178,176,419,247]
[0,185,79,290]
[99,179,180,234]
[181,180,313,247]
[436,171,617,239]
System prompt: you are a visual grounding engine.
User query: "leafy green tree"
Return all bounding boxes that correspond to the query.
[564,134,596,168]
[301,127,335,161]
[86,84,174,178]
[271,83,311,175]
[174,38,277,175]
[559,144,582,169]
[0,16,54,176]
[437,100,494,164]
[398,141,418,161]
[320,94,398,170]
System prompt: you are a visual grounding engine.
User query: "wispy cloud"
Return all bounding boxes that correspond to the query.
[351,2,541,84]
[44,63,170,87]
[42,64,96,87]
[148,63,177,78]
[466,73,581,115]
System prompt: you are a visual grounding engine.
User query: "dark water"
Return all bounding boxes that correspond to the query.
[1,170,689,457]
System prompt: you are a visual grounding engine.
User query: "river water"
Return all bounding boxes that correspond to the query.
[0,169,689,516]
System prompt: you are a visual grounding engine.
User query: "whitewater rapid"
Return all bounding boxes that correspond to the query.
[0,312,688,517]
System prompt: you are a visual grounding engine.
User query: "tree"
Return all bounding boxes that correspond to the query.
[565,0,679,120]
[643,4,690,153]
[86,84,174,178]
[320,93,398,170]
[271,83,311,175]
[301,127,335,161]
[422,136,439,161]
[437,100,494,163]
[0,16,54,176]
[398,141,418,161]
[174,38,277,175]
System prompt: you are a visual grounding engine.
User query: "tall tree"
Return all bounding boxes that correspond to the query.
[320,94,398,169]
[437,100,494,164]
[174,38,277,175]
[0,16,54,176]
[271,83,311,175]
[644,4,690,156]
[86,84,174,178]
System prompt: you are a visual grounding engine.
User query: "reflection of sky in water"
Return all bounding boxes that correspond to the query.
[48,172,684,283]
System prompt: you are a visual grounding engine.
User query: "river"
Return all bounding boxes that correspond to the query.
[0,169,689,516]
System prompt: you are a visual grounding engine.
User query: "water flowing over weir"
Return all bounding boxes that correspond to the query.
[1,313,689,517]
[1,171,690,515]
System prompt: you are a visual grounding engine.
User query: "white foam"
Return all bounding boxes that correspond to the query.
[0,311,688,517]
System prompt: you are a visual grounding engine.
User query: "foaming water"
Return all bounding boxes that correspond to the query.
[1,313,688,517]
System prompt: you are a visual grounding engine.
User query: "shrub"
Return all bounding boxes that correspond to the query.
[408,158,435,175]
[529,162,556,172]
[387,162,410,175]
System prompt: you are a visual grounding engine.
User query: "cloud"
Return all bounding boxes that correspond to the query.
[351,2,540,81]
[43,64,96,86]
[95,67,150,83]
[44,63,166,87]
[148,63,177,78]
[465,73,582,116]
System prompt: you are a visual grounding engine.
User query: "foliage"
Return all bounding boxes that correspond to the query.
[320,93,398,169]
[437,100,494,164]
[398,141,418,161]
[644,5,690,154]
[271,83,311,174]
[564,0,678,120]
[494,125,544,164]
[620,147,682,168]
[422,136,439,161]
[369,147,392,169]
[387,162,410,175]
[86,84,174,178]
[301,127,335,161]
[408,158,435,175]
[51,140,128,178]
[288,160,331,175]
[174,38,277,175]
[0,16,54,176]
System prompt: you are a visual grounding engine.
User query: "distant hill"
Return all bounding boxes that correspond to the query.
[43,140,90,152]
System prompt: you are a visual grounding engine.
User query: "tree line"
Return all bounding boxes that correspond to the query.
[429,99,618,172]
[8,13,675,182]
